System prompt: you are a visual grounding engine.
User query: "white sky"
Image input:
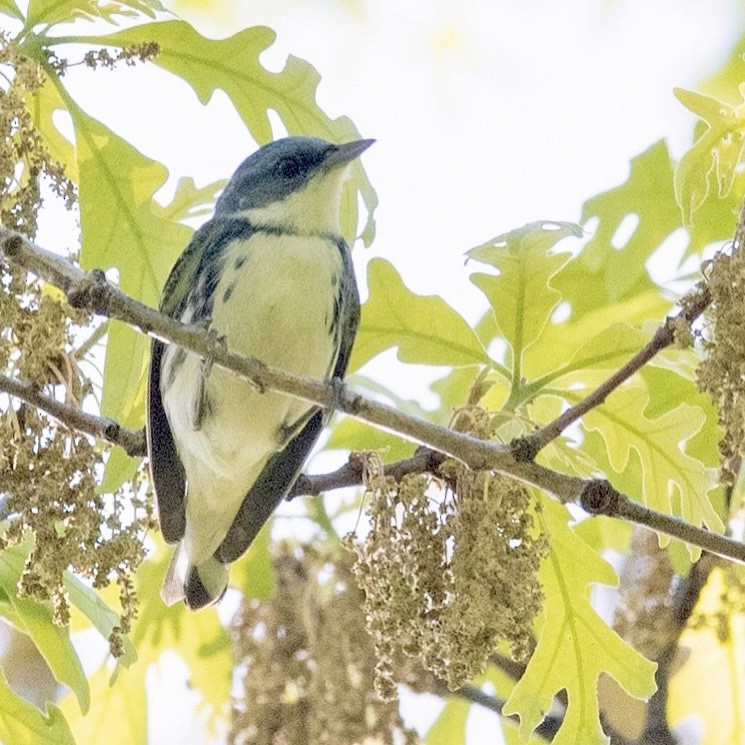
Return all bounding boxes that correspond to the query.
[26,0,745,742]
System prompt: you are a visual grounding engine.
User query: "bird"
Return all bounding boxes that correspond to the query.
[146,136,372,609]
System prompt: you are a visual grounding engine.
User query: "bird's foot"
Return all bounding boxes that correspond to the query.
[329,376,346,415]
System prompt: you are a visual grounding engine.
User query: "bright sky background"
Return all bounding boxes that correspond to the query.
[31,0,745,742]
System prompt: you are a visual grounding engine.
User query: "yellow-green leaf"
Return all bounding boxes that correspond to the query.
[581,381,723,538]
[0,541,90,713]
[668,567,745,744]
[351,258,489,369]
[99,322,150,426]
[98,447,141,495]
[554,142,678,319]
[133,549,232,724]
[0,666,74,745]
[59,663,147,745]
[38,82,192,425]
[153,175,224,223]
[468,221,578,364]
[0,0,23,19]
[230,521,275,601]
[25,0,160,28]
[504,497,657,744]
[59,20,377,244]
[674,86,745,225]
[24,70,78,181]
[531,323,651,390]
[64,572,137,668]
[426,698,470,745]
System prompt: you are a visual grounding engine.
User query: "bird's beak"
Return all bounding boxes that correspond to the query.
[324,139,375,170]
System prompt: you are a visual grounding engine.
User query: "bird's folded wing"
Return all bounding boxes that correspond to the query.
[147,339,187,544]
[215,409,323,563]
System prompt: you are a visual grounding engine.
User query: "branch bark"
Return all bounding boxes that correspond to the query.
[3,227,743,568]
[0,373,146,456]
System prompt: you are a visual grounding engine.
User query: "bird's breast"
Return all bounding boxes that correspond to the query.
[211,231,343,371]
[160,230,344,497]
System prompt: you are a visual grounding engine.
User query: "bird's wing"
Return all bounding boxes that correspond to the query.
[215,239,361,564]
[147,217,255,543]
[147,339,187,543]
[215,409,324,563]
[331,237,361,380]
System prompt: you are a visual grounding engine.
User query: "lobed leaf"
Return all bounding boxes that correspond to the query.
[467,221,578,366]
[58,20,377,243]
[504,497,657,745]
[59,664,147,745]
[0,0,23,21]
[41,82,192,426]
[674,86,745,225]
[668,567,745,745]
[555,142,678,320]
[64,572,137,668]
[24,0,162,28]
[581,379,723,540]
[351,258,489,369]
[425,698,470,745]
[0,666,74,745]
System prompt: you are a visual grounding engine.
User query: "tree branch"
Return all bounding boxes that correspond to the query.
[512,281,712,462]
[3,227,744,568]
[289,447,446,498]
[0,373,146,456]
[579,480,745,563]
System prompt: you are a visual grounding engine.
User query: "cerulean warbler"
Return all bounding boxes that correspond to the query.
[147,136,372,609]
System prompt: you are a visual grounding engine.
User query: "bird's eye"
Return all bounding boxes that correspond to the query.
[277,158,301,179]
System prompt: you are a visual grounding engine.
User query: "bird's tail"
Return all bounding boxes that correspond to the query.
[161,543,230,610]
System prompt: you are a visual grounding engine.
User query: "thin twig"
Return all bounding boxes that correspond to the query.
[513,281,712,462]
[0,373,145,456]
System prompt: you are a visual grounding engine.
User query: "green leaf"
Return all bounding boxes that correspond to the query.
[230,521,274,601]
[554,142,678,318]
[326,418,417,462]
[467,221,578,367]
[24,70,78,181]
[0,541,90,713]
[100,322,150,426]
[531,323,651,390]
[425,698,470,745]
[351,258,489,369]
[0,0,23,20]
[98,447,141,494]
[36,79,193,425]
[674,86,745,225]
[153,176,224,223]
[0,666,74,745]
[504,497,657,745]
[581,379,723,538]
[64,572,137,668]
[63,100,190,304]
[25,0,161,28]
[59,663,147,745]
[512,281,669,391]
[57,19,377,244]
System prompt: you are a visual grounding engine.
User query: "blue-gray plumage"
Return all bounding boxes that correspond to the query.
[146,136,372,609]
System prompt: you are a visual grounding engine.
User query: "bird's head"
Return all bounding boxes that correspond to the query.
[215,136,374,235]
